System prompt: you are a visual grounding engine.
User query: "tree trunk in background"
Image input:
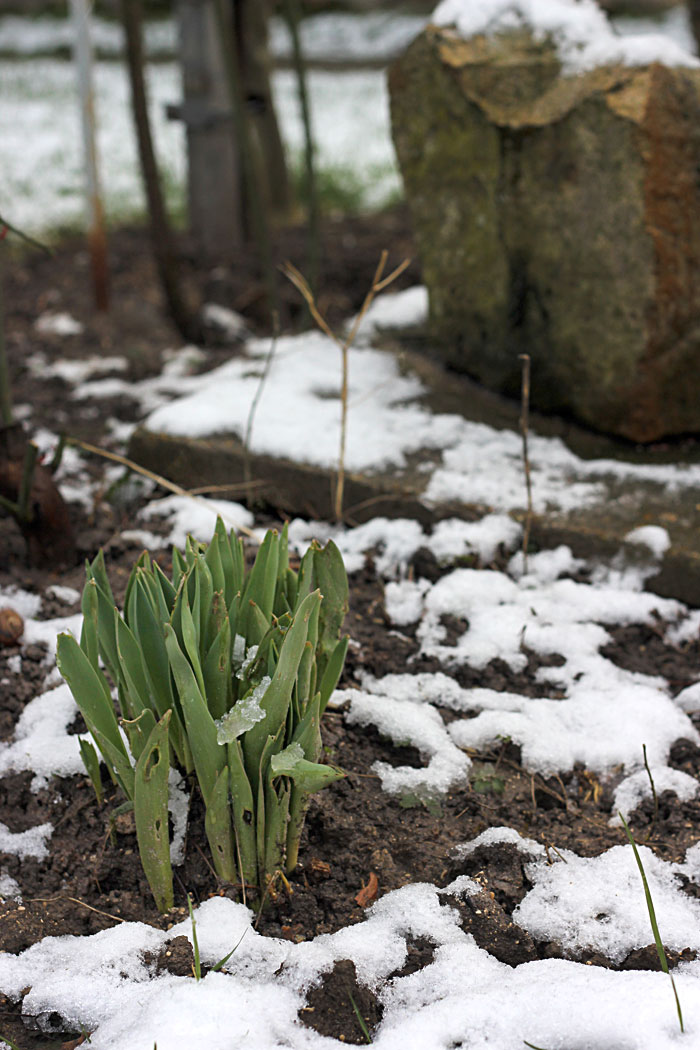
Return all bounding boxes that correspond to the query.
[175,0,244,262]
[121,0,201,342]
[236,0,291,221]
[690,0,700,56]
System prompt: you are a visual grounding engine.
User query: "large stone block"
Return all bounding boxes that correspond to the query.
[389,26,700,441]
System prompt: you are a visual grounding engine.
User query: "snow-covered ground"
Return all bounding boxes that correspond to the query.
[2,275,700,1048]
[0,2,696,234]
[2,2,700,1047]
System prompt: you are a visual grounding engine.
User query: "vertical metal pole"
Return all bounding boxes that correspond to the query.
[69,0,110,312]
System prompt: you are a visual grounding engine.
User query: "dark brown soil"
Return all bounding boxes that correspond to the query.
[1,214,700,1047]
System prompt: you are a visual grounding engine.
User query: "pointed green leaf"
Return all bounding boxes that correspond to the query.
[204,765,237,883]
[134,711,173,913]
[163,623,224,804]
[319,636,349,713]
[203,612,232,722]
[243,590,322,788]
[79,738,103,805]
[242,531,279,630]
[79,578,100,668]
[228,740,257,887]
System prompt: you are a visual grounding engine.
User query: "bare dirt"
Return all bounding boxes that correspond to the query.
[1,212,700,1048]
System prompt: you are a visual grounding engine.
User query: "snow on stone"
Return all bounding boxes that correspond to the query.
[625,524,672,557]
[352,285,429,342]
[33,312,84,337]
[201,303,250,341]
[431,0,699,73]
[28,354,127,384]
[45,585,81,606]
[144,330,465,474]
[0,820,52,860]
[430,513,522,564]
[508,543,584,582]
[454,825,546,858]
[0,872,21,900]
[612,767,699,825]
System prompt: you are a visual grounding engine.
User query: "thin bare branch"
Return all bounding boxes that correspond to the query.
[67,437,256,537]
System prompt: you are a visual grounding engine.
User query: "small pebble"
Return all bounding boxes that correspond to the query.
[0,608,24,646]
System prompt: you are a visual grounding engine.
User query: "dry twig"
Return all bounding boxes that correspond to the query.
[281,253,410,520]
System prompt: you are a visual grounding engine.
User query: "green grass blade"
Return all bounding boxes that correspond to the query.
[255,727,285,880]
[349,992,372,1045]
[210,928,248,972]
[134,712,173,913]
[619,813,684,1033]
[187,893,201,981]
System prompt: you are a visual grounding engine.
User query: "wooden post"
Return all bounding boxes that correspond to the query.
[171,0,243,264]
[69,0,110,312]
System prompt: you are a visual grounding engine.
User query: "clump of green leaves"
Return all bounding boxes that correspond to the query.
[57,518,349,912]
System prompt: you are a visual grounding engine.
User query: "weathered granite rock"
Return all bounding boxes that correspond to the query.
[389,26,700,441]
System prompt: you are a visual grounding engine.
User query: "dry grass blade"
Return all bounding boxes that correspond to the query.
[67,437,256,537]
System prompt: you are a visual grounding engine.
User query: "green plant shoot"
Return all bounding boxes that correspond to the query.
[57,519,348,911]
[619,813,684,1034]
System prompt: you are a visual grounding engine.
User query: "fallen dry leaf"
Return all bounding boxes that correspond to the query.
[354,871,379,908]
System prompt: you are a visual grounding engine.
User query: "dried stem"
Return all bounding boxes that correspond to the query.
[66,437,256,537]
[281,253,410,521]
[518,353,533,573]
[0,214,52,255]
